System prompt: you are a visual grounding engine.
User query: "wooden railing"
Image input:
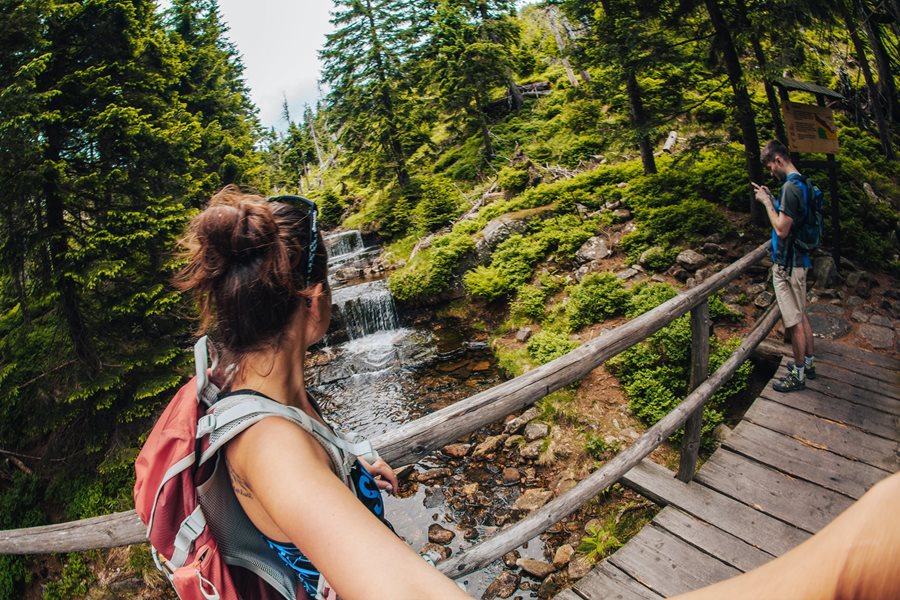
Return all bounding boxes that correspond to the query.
[0,242,777,579]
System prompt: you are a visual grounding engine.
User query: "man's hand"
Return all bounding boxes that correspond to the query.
[359,456,398,495]
[752,182,772,205]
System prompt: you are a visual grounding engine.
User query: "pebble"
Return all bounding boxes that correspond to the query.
[524,422,550,441]
[553,544,575,568]
[516,558,556,579]
[502,551,521,568]
[473,434,508,457]
[442,443,472,458]
[417,467,452,482]
[513,488,553,512]
[428,524,455,544]
[504,407,539,434]
[482,571,519,599]
[502,467,521,484]
[420,542,451,561]
[520,440,543,460]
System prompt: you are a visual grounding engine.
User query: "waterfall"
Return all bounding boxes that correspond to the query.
[330,279,400,340]
[325,230,364,260]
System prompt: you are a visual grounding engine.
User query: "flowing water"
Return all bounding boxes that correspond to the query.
[307,232,545,596]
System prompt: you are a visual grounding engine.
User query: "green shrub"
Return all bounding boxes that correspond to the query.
[566,272,630,330]
[389,231,475,303]
[316,189,347,228]
[0,473,43,597]
[621,199,728,262]
[626,282,678,317]
[585,434,621,460]
[640,246,679,272]
[413,175,464,234]
[464,265,512,301]
[578,514,623,563]
[527,329,579,364]
[511,284,549,322]
[43,553,93,600]
[497,165,530,194]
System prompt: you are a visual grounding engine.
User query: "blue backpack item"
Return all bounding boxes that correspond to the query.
[786,173,825,253]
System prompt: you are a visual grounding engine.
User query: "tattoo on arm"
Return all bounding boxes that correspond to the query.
[229,468,254,500]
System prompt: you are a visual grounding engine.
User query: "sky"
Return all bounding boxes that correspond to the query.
[217,1,334,131]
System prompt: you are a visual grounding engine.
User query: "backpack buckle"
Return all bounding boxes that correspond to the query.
[196,415,217,438]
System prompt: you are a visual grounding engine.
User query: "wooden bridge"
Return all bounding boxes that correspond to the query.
[1,241,897,599]
[559,342,899,599]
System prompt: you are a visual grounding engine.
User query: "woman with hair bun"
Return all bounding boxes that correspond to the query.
[176,185,469,599]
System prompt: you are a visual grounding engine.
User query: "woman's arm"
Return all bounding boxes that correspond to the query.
[227,417,470,600]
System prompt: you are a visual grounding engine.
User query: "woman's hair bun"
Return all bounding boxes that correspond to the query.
[197,201,280,267]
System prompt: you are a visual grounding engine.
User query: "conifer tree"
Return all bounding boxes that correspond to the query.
[321,0,422,185]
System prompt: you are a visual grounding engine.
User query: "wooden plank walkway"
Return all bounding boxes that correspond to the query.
[557,342,899,600]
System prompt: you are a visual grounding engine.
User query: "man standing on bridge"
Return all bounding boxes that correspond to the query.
[753,140,816,392]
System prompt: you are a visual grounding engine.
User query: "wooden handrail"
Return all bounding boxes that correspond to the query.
[0,242,771,556]
[437,303,780,577]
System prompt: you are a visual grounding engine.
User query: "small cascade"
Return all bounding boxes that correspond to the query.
[330,279,400,340]
[325,230,364,258]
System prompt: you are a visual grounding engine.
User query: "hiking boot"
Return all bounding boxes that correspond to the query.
[773,367,805,392]
[788,361,816,380]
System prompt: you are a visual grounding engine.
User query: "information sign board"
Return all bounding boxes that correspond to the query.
[782,101,840,154]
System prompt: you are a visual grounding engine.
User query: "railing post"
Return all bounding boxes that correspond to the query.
[677,299,710,482]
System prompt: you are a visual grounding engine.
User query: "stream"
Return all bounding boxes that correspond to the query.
[309,231,548,597]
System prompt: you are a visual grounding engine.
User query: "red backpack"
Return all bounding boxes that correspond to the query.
[134,337,378,600]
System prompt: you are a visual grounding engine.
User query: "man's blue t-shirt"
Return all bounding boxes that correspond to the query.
[771,174,813,268]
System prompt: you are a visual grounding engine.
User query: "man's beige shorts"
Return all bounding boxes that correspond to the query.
[773,264,807,328]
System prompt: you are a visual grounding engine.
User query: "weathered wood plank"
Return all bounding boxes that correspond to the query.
[694,450,854,533]
[774,361,900,404]
[724,420,885,499]
[571,561,664,600]
[621,459,810,556]
[815,338,900,371]
[606,525,740,597]
[678,301,710,482]
[652,507,773,572]
[0,511,146,554]
[756,340,899,386]
[760,383,900,441]
[743,399,899,472]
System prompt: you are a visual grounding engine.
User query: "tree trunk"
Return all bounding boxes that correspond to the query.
[43,126,97,370]
[859,0,898,123]
[841,0,895,159]
[626,72,657,174]
[506,75,524,111]
[734,0,787,144]
[546,7,579,87]
[704,0,765,224]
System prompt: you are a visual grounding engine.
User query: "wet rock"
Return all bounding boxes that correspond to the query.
[858,324,894,349]
[524,422,550,441]
[504,407,539,434]
[473,434,508,457]
[513,489,554,512]
[567,555,593,579]
[676,249,707,271]
[394,464,415,481]
[482,571,520,599]
[464,527,479,540]
[576,237,612,264]
[502,551,521,568]
[515,327,533,342]
[461,483,479,495]
[553,544,575,568]
[539,572,567,597]
[517,558,556,579]
[812,256,838,288]
[420,542,451,561]
[417,467,452,482]
[428,524,456,544]
[502,467,521,484]
[520,440,543,460]
[754,291,775,308]
[442,443,471,458]
[504,434,525,449]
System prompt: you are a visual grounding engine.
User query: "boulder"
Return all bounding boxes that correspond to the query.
[576,236,612,263]
[515,327,533,342]
[812,256,838,288]
[428,524,455,545]
[638,246,666,266]
[520,440,543,460]
[475,215,533,263]
[504,434,525,449]
[676,249,708,271]
[616,267,639,280]
[858,323,894,349]
[612,208,632,221]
